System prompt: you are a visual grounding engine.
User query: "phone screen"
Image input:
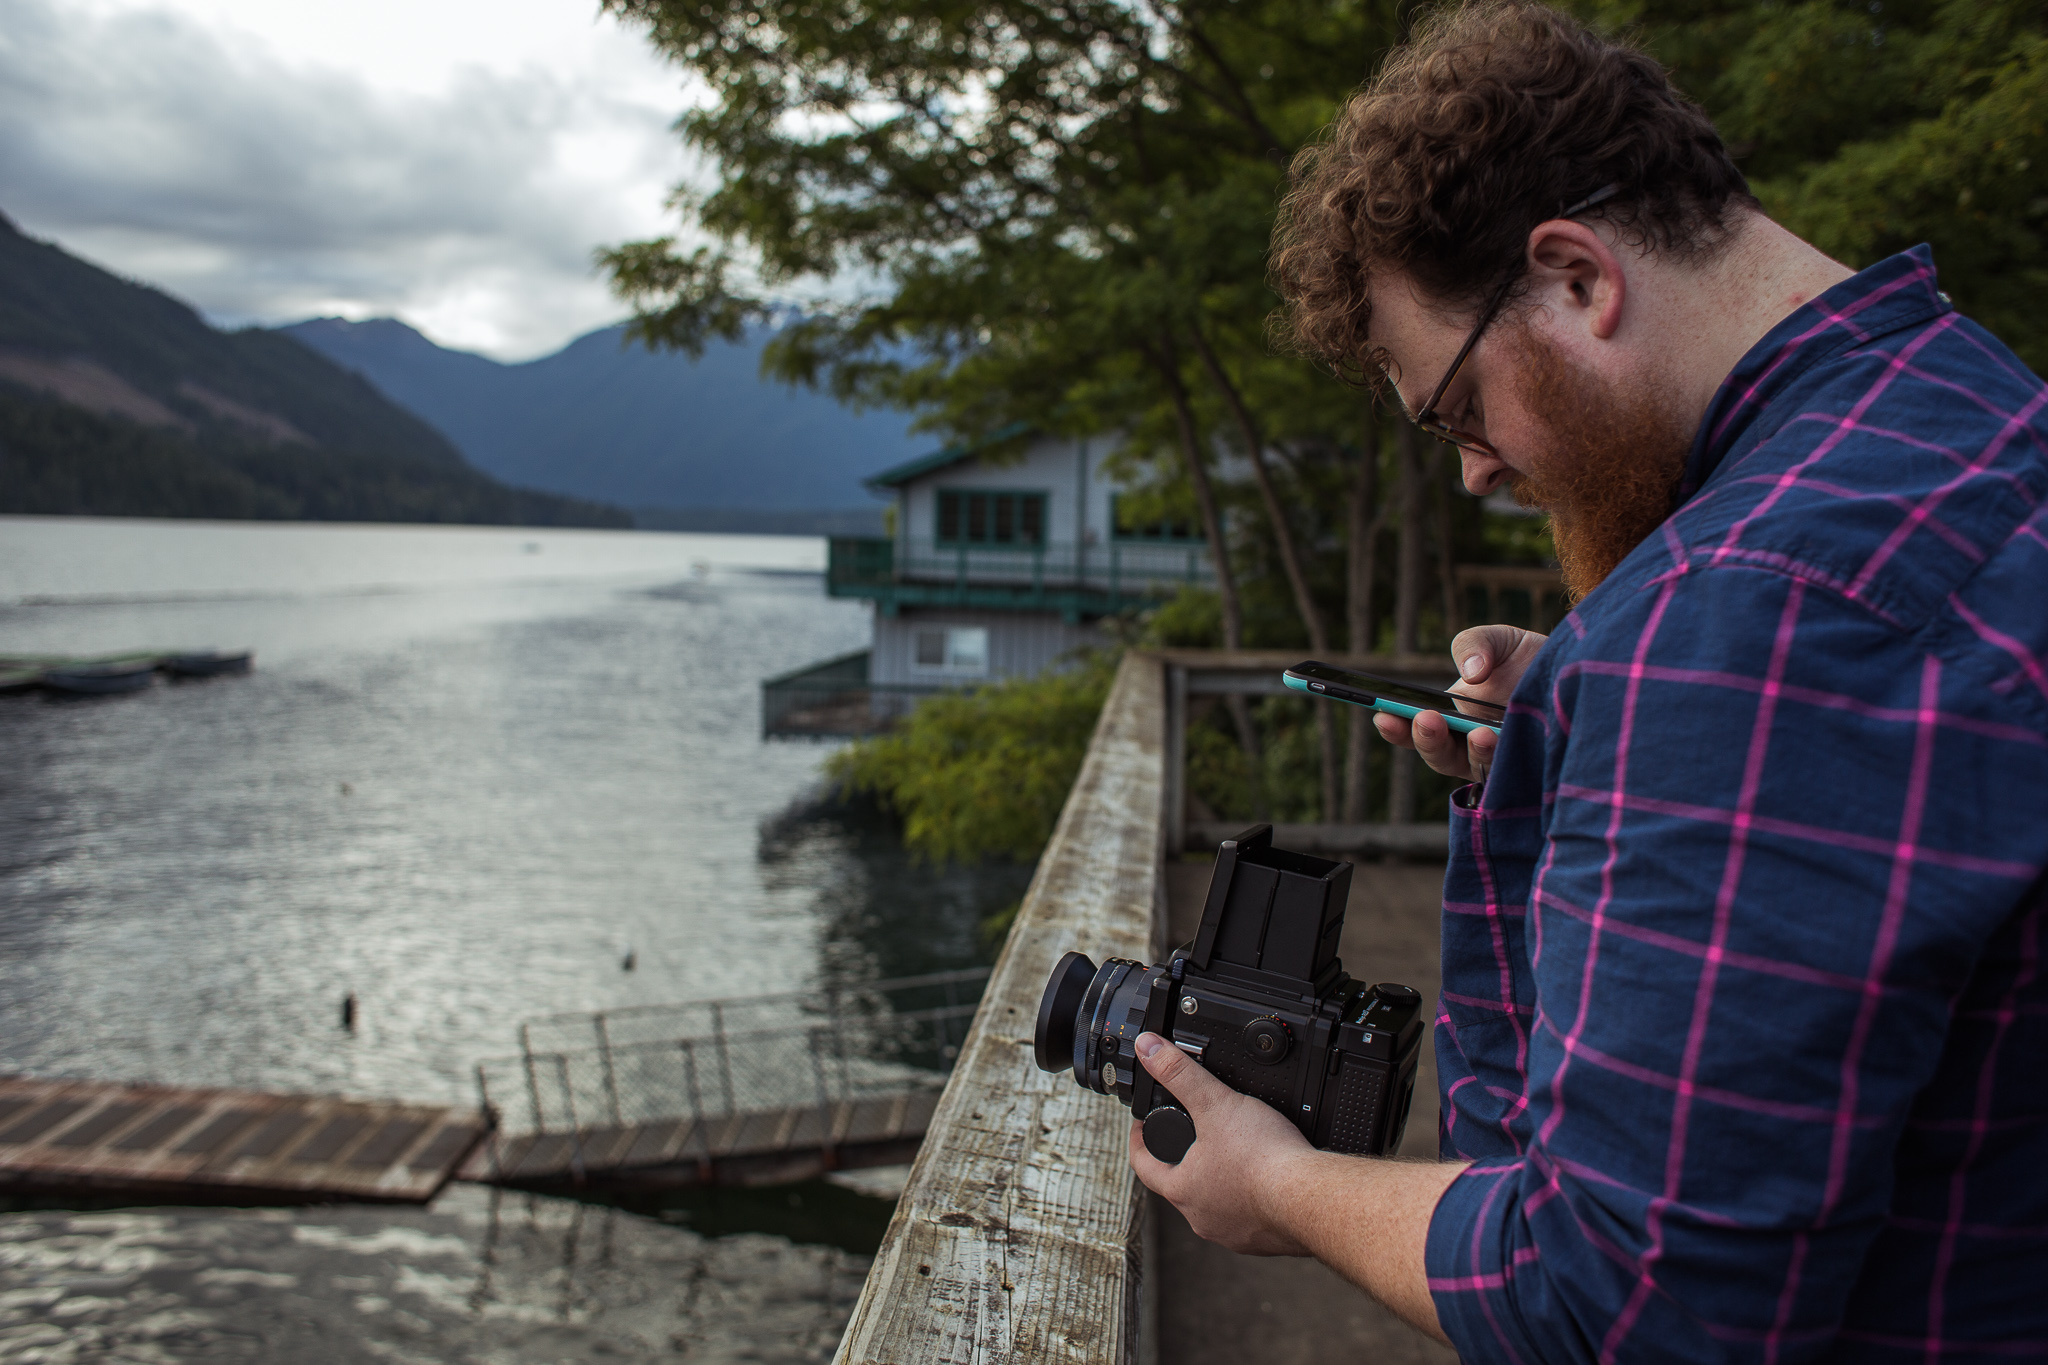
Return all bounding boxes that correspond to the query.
[1286,661,1506,726]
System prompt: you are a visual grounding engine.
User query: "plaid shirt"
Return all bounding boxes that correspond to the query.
[1427,247,2048,1363]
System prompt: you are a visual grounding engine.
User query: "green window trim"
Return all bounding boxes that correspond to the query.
[935,489,1048,547]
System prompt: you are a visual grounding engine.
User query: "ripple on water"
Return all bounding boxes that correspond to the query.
[0,1185,871,1363]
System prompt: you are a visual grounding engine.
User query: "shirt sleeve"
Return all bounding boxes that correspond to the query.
[1426,566,2048,1363]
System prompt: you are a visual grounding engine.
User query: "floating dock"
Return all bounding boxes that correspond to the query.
[0,1076,485,1204]
[463,1089,941,1191]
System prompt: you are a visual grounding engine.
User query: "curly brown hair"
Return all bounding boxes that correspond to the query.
[1270,1,1755,384]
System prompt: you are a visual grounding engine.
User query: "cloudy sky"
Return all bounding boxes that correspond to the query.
[0,0,704,359]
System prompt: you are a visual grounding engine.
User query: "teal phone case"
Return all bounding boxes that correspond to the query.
[1282,672,1501,734]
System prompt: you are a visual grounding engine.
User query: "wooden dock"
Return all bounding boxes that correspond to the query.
[464,1089,941,1191]
[0,1075,486,1203]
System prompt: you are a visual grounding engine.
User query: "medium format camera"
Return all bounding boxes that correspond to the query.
[1033,825,1423,1163]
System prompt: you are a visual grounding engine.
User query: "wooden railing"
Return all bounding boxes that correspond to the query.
[831,647,1460,1362]
[832,650,1167,1365]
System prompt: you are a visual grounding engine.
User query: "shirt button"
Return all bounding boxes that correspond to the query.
[1938,291,1953,304]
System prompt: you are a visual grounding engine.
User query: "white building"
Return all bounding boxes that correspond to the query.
[763,428,1214,735]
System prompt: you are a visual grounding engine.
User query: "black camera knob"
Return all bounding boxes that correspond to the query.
[1141,1105,1197,1163]
[1241,1017,1291,1064]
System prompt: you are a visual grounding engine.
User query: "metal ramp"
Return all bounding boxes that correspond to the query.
[468,968,987,1190]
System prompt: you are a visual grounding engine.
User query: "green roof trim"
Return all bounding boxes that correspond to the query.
[863,420,1036,489]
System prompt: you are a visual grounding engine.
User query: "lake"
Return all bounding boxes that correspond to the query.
[0,515,1031,1361]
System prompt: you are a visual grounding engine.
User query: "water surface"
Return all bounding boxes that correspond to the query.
[0,516,1032,1360]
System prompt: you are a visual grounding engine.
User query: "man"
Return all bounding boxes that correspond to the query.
[1126,3,2048,1360]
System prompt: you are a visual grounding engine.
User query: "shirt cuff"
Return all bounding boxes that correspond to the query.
[1427,1157,1539,1365]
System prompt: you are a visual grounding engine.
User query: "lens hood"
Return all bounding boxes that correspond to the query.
[1034,950,1095,1073]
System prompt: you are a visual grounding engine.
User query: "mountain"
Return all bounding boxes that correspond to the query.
[282,316,918,523]
[0,211,628,528]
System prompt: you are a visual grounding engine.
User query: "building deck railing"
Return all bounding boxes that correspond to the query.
[827,536,1213,617]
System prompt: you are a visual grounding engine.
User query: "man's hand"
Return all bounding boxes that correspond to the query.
[1127,1032,1467,1343]
[1375,624,1546,784]
[1126,1032,1315,1255]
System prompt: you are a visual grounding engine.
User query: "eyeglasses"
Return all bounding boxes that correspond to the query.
[1411,184,1622,456]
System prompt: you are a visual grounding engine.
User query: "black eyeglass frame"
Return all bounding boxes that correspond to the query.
[1412,184,1622,455]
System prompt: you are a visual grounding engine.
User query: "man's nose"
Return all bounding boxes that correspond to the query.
[1459,445,1510,496]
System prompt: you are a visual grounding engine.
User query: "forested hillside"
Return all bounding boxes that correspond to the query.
[0,212,628,527]
[284,315,920,517]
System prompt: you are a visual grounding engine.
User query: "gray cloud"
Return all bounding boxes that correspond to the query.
[0,0,697,358]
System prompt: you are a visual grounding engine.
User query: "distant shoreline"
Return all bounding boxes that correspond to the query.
[0,507,882,537]
[633,505,885,537]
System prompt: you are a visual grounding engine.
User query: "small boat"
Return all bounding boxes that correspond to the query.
[160,649,254,678]
[40,659,158,695]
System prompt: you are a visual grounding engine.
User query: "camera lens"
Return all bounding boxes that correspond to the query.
[1034,951,1095,1073]
[1076,959,1143,1093]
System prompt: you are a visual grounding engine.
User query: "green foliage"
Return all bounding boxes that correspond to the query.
[825,652,1119,863]
[1481,506,1559,566]
[978,898,1024,956]
[1596,0,2048,370]
[1138,585,1226,648]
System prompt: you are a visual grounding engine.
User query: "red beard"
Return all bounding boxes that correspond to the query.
[1503,329,1692,602]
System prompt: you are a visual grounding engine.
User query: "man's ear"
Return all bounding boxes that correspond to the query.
[1526,221,1626,341]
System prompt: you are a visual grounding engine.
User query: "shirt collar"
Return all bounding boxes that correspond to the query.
[1677,244,1954,503]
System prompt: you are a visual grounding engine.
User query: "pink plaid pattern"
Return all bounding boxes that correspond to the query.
[1427,247,2048,1363]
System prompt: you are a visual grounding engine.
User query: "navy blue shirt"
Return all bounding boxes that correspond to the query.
[1427,247,2048,1362]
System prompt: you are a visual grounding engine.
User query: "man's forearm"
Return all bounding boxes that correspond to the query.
[1263,1150,1469,1344]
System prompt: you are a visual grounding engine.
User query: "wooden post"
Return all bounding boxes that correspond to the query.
[1167,663,1188,855]
[1391,426,1424,825]
[831,652,1165,1365]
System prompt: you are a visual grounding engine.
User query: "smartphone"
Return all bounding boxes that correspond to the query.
[1282,660,1506,734]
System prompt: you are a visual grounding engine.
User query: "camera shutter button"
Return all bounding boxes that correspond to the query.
[1242,1017,1291,1064]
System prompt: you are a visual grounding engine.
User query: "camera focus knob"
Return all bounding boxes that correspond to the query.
[1141,1105,1197,1163]
[1241,1017,1291,1065]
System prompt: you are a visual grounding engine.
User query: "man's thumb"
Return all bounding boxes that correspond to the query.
[1136,1033,1227,1113]
[1451,623,1525,683]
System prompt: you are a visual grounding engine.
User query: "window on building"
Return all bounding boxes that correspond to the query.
[1111,494,1205,542]
[936,490,1046,547]
[912,626,990,675]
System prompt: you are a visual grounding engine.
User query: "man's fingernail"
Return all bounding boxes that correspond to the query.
[1460,655,1482,680]
[1135,1034,1162,1059]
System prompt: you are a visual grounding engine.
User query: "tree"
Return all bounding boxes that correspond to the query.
[603,0,2043,859]
[600,0,1416,821]
[1604,0,2047,370]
